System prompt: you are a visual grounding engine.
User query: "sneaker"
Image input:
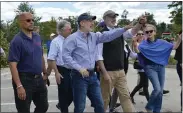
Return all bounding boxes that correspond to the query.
[163,90,169,94]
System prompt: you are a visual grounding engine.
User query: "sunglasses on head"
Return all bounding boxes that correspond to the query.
[145,30,154,34]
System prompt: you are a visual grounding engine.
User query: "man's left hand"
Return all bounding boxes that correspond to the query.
[42,73,50,86]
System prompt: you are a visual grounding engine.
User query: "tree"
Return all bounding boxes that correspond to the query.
[156,22,167,37]
[144,12,157,26]
[4,2,42,42]
[0,30,9,68]
[15,2,42,25]
[64,16,78,32]
[117,9,130,27]
[39,17,57,42]
[168,1,182,33]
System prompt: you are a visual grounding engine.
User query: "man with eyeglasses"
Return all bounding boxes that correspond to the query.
[8,12,49,113]
[96,10,147,112]
[62,12,133,113]
[46,20,73,113]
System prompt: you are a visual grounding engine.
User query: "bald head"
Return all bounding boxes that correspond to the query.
[17,12,34,31]
[18,12,32,21]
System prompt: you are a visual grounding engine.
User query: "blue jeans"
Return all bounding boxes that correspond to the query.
[144,64,165,113]
[71,70,104,113]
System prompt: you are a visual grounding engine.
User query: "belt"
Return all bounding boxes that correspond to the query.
[57,66,71,72]
[87,69,95,74]
[19,72,41,78]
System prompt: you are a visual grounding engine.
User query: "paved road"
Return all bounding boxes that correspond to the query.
[1,53,181,112]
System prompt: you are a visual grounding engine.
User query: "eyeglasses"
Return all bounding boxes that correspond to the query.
[145,30,154,34]
[137,33,144,36]
[21,19,34,23]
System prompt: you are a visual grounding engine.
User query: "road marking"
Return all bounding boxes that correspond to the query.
[1,100,59,106]
[1,98,90,106]
[1,73,56,80]
[1,72,10,76]
[1,84,58,90]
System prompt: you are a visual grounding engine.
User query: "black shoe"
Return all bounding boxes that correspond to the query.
[130,97,136,104]
[139,92,145,96]
[56,103,60,110]
[163,90,169,94]
[109,108,120,113]
[114,103,121,108]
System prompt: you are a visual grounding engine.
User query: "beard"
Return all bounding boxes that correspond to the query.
[27,27,34,31]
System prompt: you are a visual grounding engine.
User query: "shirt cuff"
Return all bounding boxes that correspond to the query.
[95,55,104,61]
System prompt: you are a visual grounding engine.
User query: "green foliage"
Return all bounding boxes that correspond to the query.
[39,17,57,42]
[0,31,9,68]
[168,55,177,65]
[145,12,157,26]
[4,2,42,42]
[168,1,182,33]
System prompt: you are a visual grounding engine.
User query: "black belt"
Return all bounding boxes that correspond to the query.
[57,66,71,72]
[19,72,41,78]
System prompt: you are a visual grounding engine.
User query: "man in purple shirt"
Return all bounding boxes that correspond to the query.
[62,13,133,113]
[8,12,48,113]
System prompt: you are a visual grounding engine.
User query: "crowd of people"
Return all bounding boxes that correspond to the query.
[7,10,182,113]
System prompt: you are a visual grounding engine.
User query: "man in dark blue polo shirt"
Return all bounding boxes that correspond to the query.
[8,12,49,113]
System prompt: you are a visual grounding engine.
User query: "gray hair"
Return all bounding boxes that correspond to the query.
[56,20,71,34]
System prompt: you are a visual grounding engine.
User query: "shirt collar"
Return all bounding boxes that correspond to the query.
[58,34,65,40]
[77,30,91,38]
[20,30,37,40]
[107,26,115,30]
[147,38,157,43]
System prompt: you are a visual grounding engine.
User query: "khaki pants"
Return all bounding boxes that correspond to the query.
[100,70,135,112]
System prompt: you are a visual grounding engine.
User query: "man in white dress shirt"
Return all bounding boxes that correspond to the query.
[46,20,73,113]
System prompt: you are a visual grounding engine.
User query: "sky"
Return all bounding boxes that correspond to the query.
[1,2,173,24]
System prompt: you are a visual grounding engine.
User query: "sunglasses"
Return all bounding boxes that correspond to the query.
[145,30,154,34]
[137,33,144,36]
[21,19,34,23]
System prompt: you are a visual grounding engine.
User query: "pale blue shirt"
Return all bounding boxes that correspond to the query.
[62,28,126,71]
[47,35,67,67]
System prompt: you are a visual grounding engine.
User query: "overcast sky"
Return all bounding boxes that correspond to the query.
[1,2,173,24]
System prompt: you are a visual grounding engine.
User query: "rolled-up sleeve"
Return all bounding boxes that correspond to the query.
[95,43,103,61]
[123,29,134,39]
[62,36,82,71]
[47,40,58,60]
[8,38,21,62]
[96,28,126,44]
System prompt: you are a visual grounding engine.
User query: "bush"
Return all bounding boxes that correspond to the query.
[0,30,9,68]
[168,55,177,65]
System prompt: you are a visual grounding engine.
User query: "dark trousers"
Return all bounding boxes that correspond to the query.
[12,73,48,113]
[176,62,182,110]
[71,70,104,113]
[57,66,73,113]
[130,72,149,101]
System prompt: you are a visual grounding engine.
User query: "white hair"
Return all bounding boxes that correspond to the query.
[56,20,71,34]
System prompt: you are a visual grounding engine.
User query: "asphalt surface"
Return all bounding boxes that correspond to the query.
[1,52,182,112]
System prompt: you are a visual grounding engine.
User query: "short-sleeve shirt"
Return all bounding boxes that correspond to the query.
[8,31,43,74]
